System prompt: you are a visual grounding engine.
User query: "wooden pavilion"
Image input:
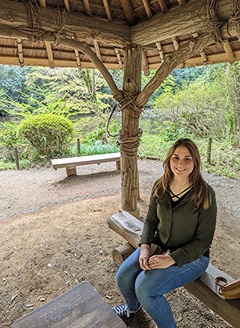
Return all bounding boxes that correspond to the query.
[0,0,240,216]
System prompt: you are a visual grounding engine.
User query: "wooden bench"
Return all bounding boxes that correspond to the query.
[108,211,240,328]
[12,281,126,328]
[51,152,121,177]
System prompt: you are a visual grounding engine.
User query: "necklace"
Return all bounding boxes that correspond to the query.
[169,184,193,200]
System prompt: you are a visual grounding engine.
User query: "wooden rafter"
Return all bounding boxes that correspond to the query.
[93,40,102,61]
[142,0,152,18]
[172,37,184,67]
[156,41,164,61]
[131,0,235,46]
[157,0,168,13]
[16,38,24,67]
[120,0,136,25]
[64,0,71,13]
[114,48,123,69]
[63,0,81,68]
[75,49,81,68]
[83,0,92,16]
[103,0,112,21]
[223,40,235,64]
[39,0,54,68]
[136,33,215,107]
[177,0,185,5]
[192,32,208,64]
[142,49,150,76]
[172,37,179,50]
[38,0,46,6]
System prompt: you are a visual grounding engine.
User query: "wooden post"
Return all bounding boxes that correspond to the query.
[112,243,135,267]
[207,137,212,164]
[77,138,81,155]
[120,46,142,218]
[14,147,20,170]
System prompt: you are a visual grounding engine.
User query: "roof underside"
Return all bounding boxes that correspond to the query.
[0,0,240,71]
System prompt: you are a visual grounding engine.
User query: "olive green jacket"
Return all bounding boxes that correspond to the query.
[139,184,217,267]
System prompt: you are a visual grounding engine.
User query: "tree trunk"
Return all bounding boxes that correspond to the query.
[119,46,142,217]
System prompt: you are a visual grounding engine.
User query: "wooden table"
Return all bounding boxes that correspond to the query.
[12,281,126,328]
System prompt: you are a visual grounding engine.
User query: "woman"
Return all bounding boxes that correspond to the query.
[113,138,217,328]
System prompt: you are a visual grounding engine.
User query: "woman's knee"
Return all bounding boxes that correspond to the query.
[135,272,154,301]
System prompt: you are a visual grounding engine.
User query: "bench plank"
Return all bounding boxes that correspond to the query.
[51,153,121,177]
[12,281,126,328]
[108,211,240,328]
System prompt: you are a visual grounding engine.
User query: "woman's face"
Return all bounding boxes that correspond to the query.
[170,145,194,179]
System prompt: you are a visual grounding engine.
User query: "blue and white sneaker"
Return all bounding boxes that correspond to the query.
[112,303,142,320]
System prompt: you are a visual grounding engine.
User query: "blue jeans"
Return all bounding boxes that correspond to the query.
[116,247,209,328]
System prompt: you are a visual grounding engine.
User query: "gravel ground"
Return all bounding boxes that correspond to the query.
[0,159,239,221]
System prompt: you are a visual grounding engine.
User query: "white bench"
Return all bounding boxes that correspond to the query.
[51,153,121,177]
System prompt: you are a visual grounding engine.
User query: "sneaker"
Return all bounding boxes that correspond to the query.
[112,303,142,320]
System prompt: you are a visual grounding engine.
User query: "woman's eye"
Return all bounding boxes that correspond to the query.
[172,157,179,161]
[184,158,191,163]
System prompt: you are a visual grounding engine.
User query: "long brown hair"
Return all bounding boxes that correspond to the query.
[153,138,211,209]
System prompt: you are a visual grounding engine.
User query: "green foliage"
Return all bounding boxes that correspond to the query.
[0,122,18,149]
[139,135,239,179]
[17,114,74,159]
[0,122,19,161]
[71,140,119,156]
[152,70,227,139]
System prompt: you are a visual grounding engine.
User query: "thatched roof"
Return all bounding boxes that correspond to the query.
[0,0,239,70]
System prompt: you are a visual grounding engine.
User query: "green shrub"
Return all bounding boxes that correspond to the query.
[0,122,18,160]
[17,114,74,158]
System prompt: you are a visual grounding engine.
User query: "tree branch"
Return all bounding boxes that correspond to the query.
[136,34,213,108]
[58,38,123,101]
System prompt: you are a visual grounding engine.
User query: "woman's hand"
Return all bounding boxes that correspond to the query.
[148,254,176,269]
[139,246,151,270]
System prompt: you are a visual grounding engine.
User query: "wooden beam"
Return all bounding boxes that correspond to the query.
[64,0,71,13]
[39,0,46,6]
[16,38,24,67]
[1,49,240,70]
[83,0,92,16]
[93,40,102,61]
[156,41,164,61]
[142,0,152,18]
[0,56,121,69]
[120,0,137,25]
[172,36,179,50]
[45,41,54,68]
[103,0,112,22]
[58,37,122,101]
[62,0,81,69]
[75,49,81,68]
[142,49,150,76]
[39,0,54,68]
[177,0,185,5]
[136,33,214,107]
[199,50,208,63]
[223,40,236,64]
[172,37,184,67]
[192,32,208,64]
[147,49,240,69]
[157,0,168,13]
[115,48,123,69]
[112,243,135,267]
[0,0,130,48]
[131,0,236,46]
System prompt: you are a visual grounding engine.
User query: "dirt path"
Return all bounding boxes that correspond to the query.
[0,159,239,327]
